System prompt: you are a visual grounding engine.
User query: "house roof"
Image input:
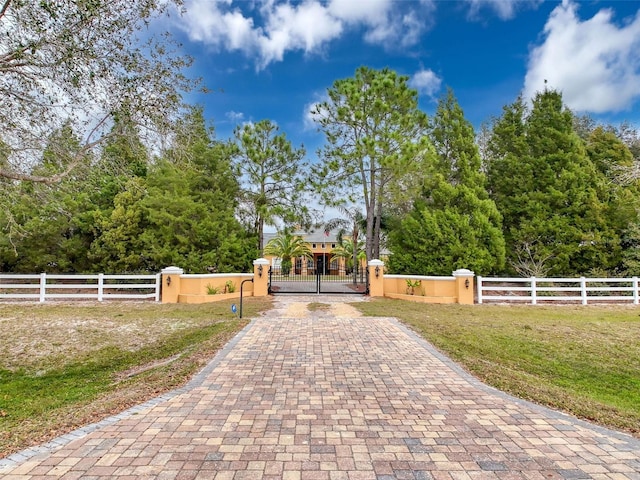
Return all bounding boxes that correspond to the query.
[262,230,390,257]
[263,230,341,244]
[298,230,340,243]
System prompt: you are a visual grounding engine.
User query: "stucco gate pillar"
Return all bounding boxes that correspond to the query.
[161,266,184,304]
[253,258,270,297]
[368,259,385,297]
[453,268,475,304]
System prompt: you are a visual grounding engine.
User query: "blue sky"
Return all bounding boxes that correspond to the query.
[165,0,640,155]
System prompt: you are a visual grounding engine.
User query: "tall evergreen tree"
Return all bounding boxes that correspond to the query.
[487,90,615,276]
[85,117,154,272]
[89,177,150,272]
[90,108,256,273]
[585,127,640,275]
[233,120,308,254]
[388,89,504,275]
[0,124,97,272]
[312,66,433,261]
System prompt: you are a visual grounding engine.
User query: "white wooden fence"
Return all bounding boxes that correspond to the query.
[0,273,161,302]
[477,276,640,305]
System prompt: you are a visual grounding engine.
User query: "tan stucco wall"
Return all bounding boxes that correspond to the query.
[177,274,254,304]
[180,274,252,295]
[384,275,456,297]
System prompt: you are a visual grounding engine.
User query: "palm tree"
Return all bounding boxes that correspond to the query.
[324,206,366,283]
[263,230,312,275]
[330,238,366,276]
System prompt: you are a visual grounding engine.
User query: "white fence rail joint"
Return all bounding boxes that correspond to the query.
[477,276,640,305]
[0,273,161,302]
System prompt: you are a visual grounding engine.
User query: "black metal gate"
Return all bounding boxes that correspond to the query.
[268,261,368,295]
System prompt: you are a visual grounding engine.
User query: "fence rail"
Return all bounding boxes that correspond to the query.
[0,273,161,302]
[477,276,640,305]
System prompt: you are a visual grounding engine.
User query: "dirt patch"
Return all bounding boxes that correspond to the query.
[331,303,362,318]
[283,302,309,318]
[307,303,331,312]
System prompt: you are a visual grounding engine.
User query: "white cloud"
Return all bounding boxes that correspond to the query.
[465,0,542,21]
[178,0,434,69]
[330,0,434,48]
[257,1,343,67]
[328,0,392,25]
[225,110,245,123]
[466,0,518,20]
[524,0,640,113]
[409,68,442,98]
[181,0,259,52]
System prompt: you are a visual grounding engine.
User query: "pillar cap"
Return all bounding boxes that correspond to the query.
[452,268,474,277]
[253,258,270,265]
[161,266,184,274]
[368,259,384,267]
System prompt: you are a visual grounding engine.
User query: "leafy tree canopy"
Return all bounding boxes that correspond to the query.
[0,0,195,183]
[111,108,255,273]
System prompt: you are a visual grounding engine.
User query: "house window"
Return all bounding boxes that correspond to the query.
[312,243,316,248]
[332,243,336,248]
[321,243,325,249]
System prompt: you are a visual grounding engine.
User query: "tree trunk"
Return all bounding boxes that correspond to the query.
[258,216,264,255]
[352,230,358,284]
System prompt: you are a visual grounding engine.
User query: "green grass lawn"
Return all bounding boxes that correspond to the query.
[0,298,272,458]
[354,299,640,437]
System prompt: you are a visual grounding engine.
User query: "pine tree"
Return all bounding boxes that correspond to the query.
[312,66,433,261]
[388,89,505,275]
[0,125,97,272]
[233,120,308,254]
[90,108,257,273]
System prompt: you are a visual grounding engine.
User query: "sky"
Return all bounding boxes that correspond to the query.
[164,0,640,155]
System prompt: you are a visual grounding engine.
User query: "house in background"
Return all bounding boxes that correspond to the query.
[262,230,353,276]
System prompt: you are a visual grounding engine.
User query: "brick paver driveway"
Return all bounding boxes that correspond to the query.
[2,296,639,479]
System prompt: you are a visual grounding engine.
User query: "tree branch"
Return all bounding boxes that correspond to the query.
[0,0,11,20]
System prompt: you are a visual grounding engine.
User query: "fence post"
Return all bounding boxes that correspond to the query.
[39,272,46,303]
[477,276,483,304]
[634,277,639,305]
[155,273,161,302]
[98,273,104,302]
[580,277,587,305]
[531,277,537,305]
